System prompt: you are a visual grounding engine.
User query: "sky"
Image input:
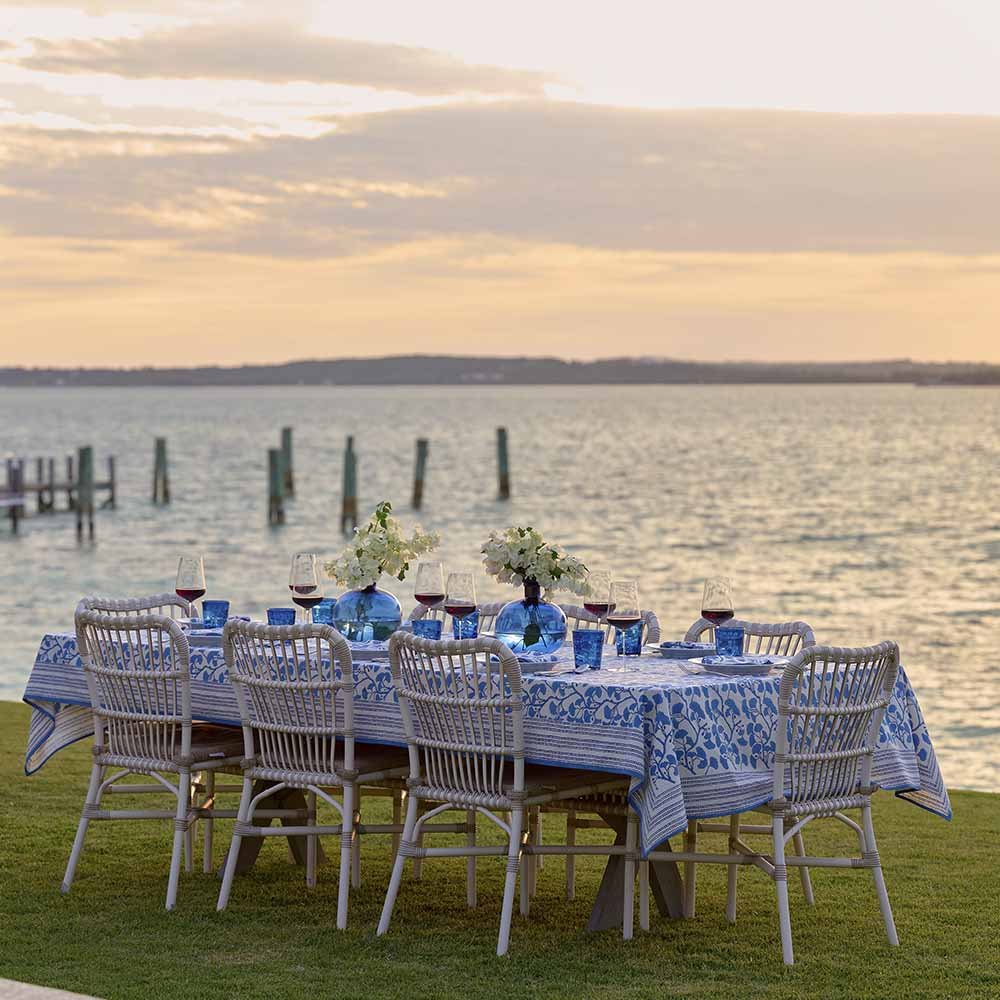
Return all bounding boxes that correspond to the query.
[1,1,1000,366]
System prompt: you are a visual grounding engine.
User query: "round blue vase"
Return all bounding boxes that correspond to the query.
[333,584,402,642]
[495,580,567,655]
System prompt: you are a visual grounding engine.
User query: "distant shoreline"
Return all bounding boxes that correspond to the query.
[1,355,997,388]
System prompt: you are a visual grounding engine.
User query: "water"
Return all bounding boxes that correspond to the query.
[1,385,997,791]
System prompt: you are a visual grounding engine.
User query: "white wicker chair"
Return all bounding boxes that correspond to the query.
[679,618,818,916]
[216,620,411,929]
[63,609,244,909]
[377,633,634,955]
[77,593,192,619]
[645,641,901,964]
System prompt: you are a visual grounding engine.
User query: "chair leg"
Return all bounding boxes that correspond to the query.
[217,776,252,911]
[565,809,576,901]
[377,792,419,937]
[336,784,353,930]
[62,762,103,893]
[499,807,524,956]
[527,809,539,898]
[726,813,740,924]
[306,790,317,890]
[623,811,638,940]
[639,861,650,932]
[351,788,361,890]
[862,804,899,946]
[773,817,794,965]
[183,776,195,874]
[391,790,402,858]
[412,803,425,881]
[683,819,697,918]
[166,770,190,911]
[466,809,477,908]
[202,771,215,874]
[792,830,814,905]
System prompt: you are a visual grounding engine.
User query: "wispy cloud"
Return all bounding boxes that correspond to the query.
[15,21,556,95]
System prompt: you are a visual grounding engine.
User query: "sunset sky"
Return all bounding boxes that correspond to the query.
[2,1,1000,365]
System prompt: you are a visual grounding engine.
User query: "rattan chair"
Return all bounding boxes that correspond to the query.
[377,633,634,955]
[63,609,244,909]
[216,620,413,929]
[644,641,901,964]
[559,605,661,646]
[677,618,818,917]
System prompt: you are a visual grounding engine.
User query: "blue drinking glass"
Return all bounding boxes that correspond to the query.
[311,602,335,625]
[572,629,604,671]
[413,619,443,640]
[614,621,644,656]
[715,626,745,657]
[201,600,230,628]
[452,610,479,639]
[267,607,296,626]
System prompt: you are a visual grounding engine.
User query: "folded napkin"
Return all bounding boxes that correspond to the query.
[662,641,714,650]
[702,654,783,666]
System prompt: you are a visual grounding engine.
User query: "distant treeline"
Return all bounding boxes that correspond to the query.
[1,356,998,387]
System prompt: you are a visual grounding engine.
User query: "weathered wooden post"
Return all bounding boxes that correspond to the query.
[7,461,23,533]
[152,437,170,504]
[340,436,358,534]
[103,455,117,509]
[280,426,294,496]
[267,448,285,525]
[76,445,95,542]
[411,438,429,509]
[46,457,55,513]
[66,454,76,510]
[496,427,511,500]
[35,457,44,513]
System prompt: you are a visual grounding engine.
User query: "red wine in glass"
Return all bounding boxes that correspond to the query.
[584,601,615,617]
[444,602,477,619]
[177,587,205,603]
[702,608,735,625]
[606,613,641,630]
[415,592,445,607]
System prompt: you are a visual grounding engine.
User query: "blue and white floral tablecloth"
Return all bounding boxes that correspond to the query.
[23,633,951,855]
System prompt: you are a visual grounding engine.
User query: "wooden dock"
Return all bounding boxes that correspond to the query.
[3,454,116,534]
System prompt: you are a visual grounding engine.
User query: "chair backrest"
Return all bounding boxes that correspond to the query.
[408,601,506,635]
[75,608,193,766]
[775,642,899,806]
[684,617,816,655]
[223,621,356,782]
[388,632,525,803]
[559,606,662,646]
[78,593,192,619]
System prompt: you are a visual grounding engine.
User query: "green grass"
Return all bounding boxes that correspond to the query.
[1,700,997,1000]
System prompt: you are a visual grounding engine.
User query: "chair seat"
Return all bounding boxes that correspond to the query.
[188,723,245,763]
[518,764,628,799]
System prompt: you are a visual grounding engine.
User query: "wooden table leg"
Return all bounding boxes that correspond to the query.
[587,812,684,932]
[227,782,327,876]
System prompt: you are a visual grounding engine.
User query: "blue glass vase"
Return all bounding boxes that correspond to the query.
[333,583,402,642]
[495,580,567,655]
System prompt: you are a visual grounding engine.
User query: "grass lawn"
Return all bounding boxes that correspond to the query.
[1,700,997,1000]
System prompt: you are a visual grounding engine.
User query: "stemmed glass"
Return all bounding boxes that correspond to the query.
[414,562,446,611]
[701,578,735,629]
[175,555,206,618]
[606,580,641,659]
[288,552,324,623]
[583,569,614,625]
[444,571,477,621]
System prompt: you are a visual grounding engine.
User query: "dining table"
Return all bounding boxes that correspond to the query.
[22,629,951,927]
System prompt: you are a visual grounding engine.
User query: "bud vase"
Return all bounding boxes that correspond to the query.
[333,583,402,642]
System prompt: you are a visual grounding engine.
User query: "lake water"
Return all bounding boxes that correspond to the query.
[1,384,997,791]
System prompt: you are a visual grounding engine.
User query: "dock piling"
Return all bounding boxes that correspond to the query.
[267,448,285,525]
[280,427,294,496]
[152,437,170,504]
[103,455,117,509]
[496,427,511,500]
[76,446,95,542]
[411,438,429,509]
[66,455,76,510]
[340,436,358,534]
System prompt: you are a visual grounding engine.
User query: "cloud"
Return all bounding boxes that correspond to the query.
[15,21,555,96]
[2,104,1000,257]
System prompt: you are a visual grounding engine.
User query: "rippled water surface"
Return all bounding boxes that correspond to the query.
[1,385,997,790]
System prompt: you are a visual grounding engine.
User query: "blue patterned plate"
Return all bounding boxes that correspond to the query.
[660,641,715,659]
[696,654,788,676]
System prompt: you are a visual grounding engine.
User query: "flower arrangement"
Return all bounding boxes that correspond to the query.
[325,501,439,590]
[481,526,589,596]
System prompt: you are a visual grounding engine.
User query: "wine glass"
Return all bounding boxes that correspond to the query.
[444,571,477,621]
[606,580,641,658]
[288,552,323,623]
[701,578,735,634]
[414,562,446,611]
[583,569,613,625]
[175,555,206,618]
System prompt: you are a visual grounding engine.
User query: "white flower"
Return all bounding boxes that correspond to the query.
[480,525,588,595]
